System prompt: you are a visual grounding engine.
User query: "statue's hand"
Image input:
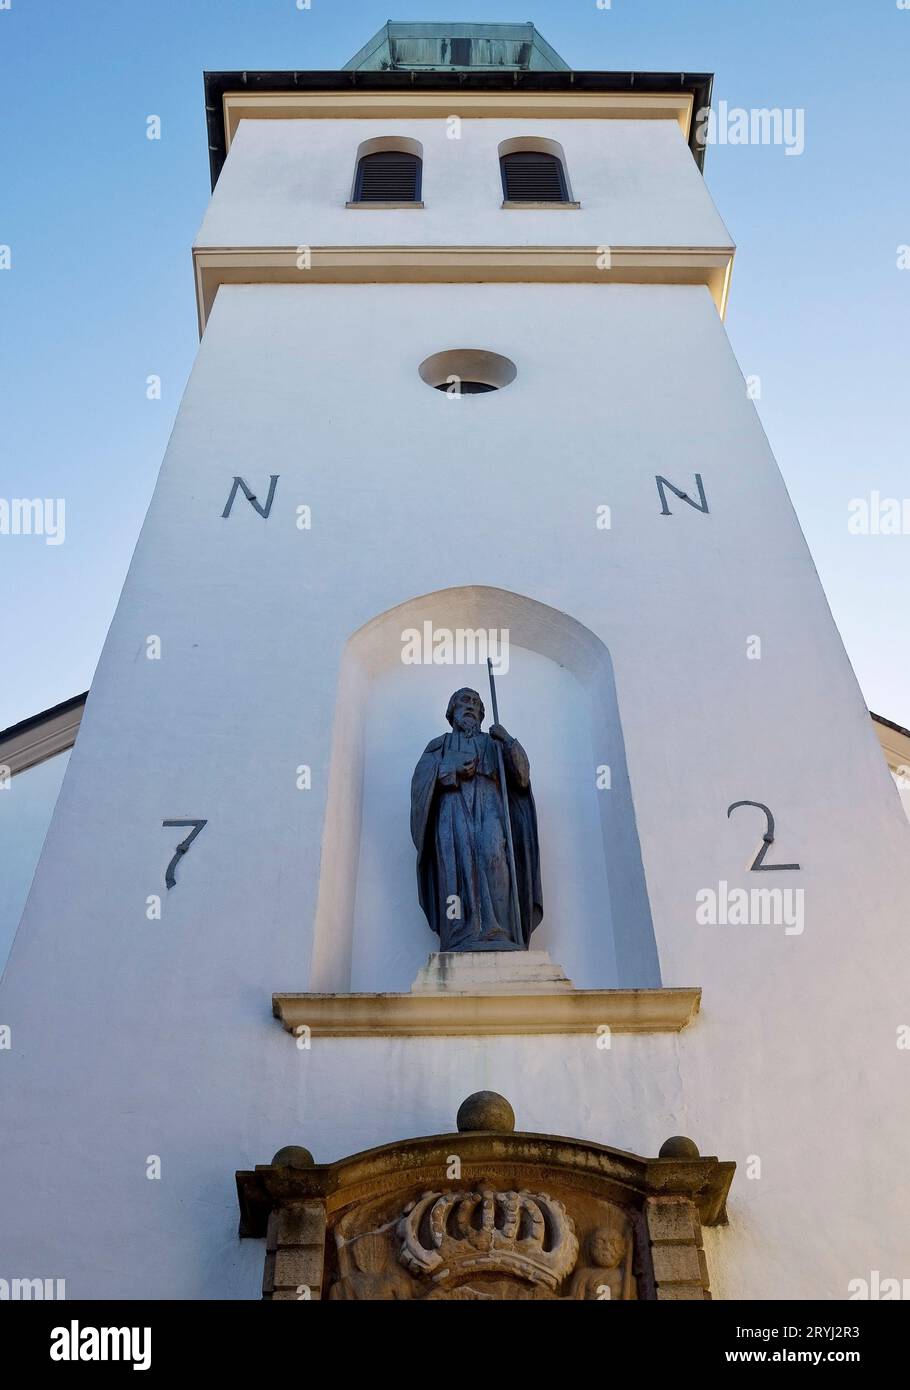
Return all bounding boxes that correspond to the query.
[489,723,511,744]
[439,753,475,783]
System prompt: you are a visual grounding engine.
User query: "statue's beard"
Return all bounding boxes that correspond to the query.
[454,717,479,734]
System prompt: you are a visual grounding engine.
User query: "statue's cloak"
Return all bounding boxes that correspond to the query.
[410,730,543,950]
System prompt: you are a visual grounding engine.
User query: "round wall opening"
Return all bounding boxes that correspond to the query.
[434,380,496,395]
[418,349,517,396]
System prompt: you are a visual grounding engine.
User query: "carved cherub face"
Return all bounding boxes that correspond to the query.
[589,1228,625,1269]
[446,689,485,735]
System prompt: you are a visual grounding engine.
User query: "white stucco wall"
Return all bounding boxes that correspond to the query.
[2,280,908,1301]
[196,117,732,252]
[0,750,70,977]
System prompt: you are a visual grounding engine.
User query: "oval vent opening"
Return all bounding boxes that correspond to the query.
[418,349,517,396]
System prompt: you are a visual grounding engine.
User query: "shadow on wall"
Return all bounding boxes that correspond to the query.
[308,586,660,993]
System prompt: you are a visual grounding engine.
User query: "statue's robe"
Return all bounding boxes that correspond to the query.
[410,730,543,951]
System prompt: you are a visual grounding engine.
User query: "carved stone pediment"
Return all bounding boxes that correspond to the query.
[236,1094,734,1301]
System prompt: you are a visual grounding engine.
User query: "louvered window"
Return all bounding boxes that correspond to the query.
[500,151,569,203]
[353,150,422,203]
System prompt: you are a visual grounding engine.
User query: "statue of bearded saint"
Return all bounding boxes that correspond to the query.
[410,688,543,952]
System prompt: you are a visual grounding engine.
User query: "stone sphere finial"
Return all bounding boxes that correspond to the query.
[659,1135,700,1159]
[456,1091,515,1133]
[271,1145,315,1169]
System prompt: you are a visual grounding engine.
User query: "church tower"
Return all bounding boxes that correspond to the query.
[2,23,908,1302]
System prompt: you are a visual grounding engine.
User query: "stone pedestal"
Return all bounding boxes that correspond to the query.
[410,949,574,995]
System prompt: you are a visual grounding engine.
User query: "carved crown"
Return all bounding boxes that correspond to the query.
[397,1188,579,1289]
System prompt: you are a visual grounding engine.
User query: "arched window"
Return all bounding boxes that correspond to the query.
[353,149,422,203]
[499,143,572,204]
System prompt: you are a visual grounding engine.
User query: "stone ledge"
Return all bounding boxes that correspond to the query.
[272,985,701,1037]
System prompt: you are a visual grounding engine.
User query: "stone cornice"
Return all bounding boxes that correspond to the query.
[236,1128,734,1237]
[272,985,701,1038]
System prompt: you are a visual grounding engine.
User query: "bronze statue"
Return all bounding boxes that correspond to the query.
[410,687,542,951]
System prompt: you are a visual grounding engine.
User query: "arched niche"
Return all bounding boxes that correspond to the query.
[308,587,660,993]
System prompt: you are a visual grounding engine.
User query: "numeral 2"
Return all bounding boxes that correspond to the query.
[726,801,800,871]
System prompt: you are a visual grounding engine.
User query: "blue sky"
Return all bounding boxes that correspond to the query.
[2,0,908,729]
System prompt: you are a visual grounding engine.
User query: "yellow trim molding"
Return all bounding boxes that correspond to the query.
[873,716,910,776]
[223,91,696,152]
[0,697,86,777]
[193,244,735,333]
